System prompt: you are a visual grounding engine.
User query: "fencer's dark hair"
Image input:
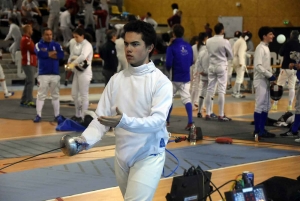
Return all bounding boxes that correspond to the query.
[73,27,85,36]
[197,32,207,51]
[189,36,198,46]
[106,29,117,40]
[290,30,299,40]
[42,27,52,34]
[96,6,102,10]
[171,3,179,9]
[214,23,224,34]
[8,17,16,24]
[123,20,157,56]
[147,12,152,17]
[173,24,184,38]
[258,26,274,41]
[234,31,242,38]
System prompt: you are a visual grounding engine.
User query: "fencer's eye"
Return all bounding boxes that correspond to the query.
[132,42,139,47]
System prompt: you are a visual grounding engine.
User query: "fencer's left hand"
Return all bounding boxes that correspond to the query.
[98,107,123,127]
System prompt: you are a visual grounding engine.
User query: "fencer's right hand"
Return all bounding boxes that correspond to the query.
[73,136,88,153]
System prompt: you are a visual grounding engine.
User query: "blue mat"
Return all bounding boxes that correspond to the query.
[0,144,299,201]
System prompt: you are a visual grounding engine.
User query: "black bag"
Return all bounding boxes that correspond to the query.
[166,166,212,201]
[258,176,300,201]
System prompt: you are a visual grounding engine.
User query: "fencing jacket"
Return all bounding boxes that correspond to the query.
[254,42,273,80]
[60,10,74,29]
[206,35,233,66]
[82,61,173,171]
[68,38,93,75]
[196,46,209,81]
[233,37,247,66]
[4,23,22,42]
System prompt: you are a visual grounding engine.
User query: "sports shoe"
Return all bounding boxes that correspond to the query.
[280,130,298,137]
[54,115,62,122]
[197,113,202,118]
[185,123,193,131]
[205,115,211,120]
[64,80,68,86]
[210,113,218,119]
[232,93,245,98]
[295,138,300,143]
[253,131,260,142]
[287,105,292,111]
[20,101,28,107]
[259,130,276,138]
[33,115,41,123]
[4,91,14,98]
[271,104,277,111]
[218,115,232,121]
[27,101,36,108]
[227,84,232,90]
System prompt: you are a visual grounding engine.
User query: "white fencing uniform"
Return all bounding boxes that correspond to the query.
[253,42,273,113]
[115,37,127,72]
[227,37,239,86]
[143,17,158,30]
[232,37,250,97]
[196,46,209,114]
[60,10,74,47]
[190,44,202,107]
[68,38,93,119]
[84,0,95,30]
[4,23,21,62]
[0,64,10,95]
[81,61,172,200]
[205,35,233,117]
[47,0,60,40]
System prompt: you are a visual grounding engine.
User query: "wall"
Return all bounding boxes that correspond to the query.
[124,0,300,47]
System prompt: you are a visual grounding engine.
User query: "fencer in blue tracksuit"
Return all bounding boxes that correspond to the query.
[165,24,194,130]
[33,29,64,122]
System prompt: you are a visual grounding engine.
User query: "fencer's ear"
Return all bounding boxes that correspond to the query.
[148,44,154,52]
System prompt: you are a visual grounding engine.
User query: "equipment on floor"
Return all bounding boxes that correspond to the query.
[224,185,267,201]
[215,137,233,144]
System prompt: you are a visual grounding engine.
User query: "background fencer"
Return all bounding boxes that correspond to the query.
[47,0,60,41]
[33,28,64,122]
[231,31,251,98]
[67,28,93,123]
[4,17,21,64]
[253,26,276,141]
[69,20,172,201]
[227,31,241,90]
[205,23,233,121]
[272,30,300,111]
[84,0,95,30]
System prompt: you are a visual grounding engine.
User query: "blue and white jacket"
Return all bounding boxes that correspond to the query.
[35,39,64,75]
[166,38,193,82]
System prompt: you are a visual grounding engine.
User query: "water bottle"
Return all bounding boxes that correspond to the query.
[189,124,197,145]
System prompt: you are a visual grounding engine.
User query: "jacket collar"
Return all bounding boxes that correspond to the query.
[128,60,156,76]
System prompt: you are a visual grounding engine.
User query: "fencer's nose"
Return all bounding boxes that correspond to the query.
[60,135,78,156]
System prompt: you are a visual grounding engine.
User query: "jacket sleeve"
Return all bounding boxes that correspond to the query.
[165,46,173,71]
[4,26,13,41]
[34,43,49,59]
[116,77,173,133]
[254,46,273,78]
[225,40,233,60]
[55,43,64,59]
[81,75,115,147]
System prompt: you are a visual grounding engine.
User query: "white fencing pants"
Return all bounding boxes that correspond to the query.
[172,82,191,105]
[71,70,92,118]
[60,27,73,47]
[115,152,165,201]
[254,79,271,113]
[84,5,95,30]
[48,13,60,40]
[9,40,20,62]
[95,28,106,52]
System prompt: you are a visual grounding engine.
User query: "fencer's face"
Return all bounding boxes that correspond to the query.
[28,26,33,36]
[73,33,84,43]
[264,32,274,43]
[124,32,154,67]
[43,30,53,42]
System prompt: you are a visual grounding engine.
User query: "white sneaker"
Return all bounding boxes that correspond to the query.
[232,93,245,98]
[295,138,300,143]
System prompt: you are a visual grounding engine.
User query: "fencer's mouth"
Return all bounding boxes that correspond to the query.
[126,55,133,59]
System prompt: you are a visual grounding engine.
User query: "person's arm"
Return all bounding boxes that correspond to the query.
[165,46,173,71]
[4,25,13,41]
[81,77,114,147]
[34,42,49,58]
[67,13,74,29]
[32,2,41,16]
[55,43,64,59]
[238,41,247,66]
[225,40,233,60]
[254,46,273,78]
[116,77,173,133]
